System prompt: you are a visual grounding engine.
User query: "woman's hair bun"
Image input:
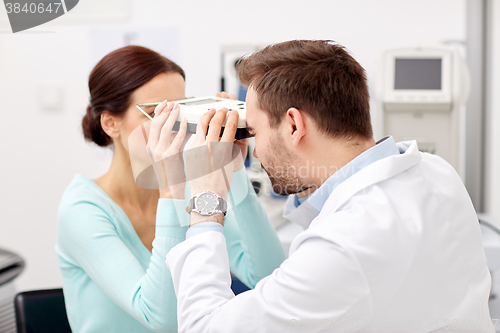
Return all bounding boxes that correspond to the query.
[82,105,112,147]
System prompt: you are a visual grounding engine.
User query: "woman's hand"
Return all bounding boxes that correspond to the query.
[215,92,248,171]
[146,100,190,199]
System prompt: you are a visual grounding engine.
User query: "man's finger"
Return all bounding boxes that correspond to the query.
[207,108,228,142]
[194,108,216,146]
[221,110,239,143]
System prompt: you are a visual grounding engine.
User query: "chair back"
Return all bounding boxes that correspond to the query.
[15,288,71,333]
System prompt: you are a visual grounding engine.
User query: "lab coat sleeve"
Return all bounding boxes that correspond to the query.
[223,168,286,288]
[186,221,224,238]
[57,198,187,332]
[166,231,372,333]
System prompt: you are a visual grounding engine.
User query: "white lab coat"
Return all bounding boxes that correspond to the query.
[166,140,494,333]
[282,192,318,229]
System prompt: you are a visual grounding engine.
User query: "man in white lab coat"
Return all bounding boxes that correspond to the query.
[165,40,494,332]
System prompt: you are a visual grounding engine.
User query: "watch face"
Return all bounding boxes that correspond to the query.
[196,193,219,215]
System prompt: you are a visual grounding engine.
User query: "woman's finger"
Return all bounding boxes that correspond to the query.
[149,102,174,149]
[207,108,228,142]
[146,100,166,148]
[154,100,169,116]
[159,103,180,144]
[221,110,239,143]
[229,93,237,100]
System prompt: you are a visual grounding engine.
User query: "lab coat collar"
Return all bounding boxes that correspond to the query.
[313,140,422,226]
[306,136,400,213]
[282,136,403,230]
[282,196,319,229]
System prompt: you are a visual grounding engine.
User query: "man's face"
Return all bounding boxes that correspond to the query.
[245,87,312,196]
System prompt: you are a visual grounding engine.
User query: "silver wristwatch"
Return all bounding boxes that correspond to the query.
[188,191,227,216]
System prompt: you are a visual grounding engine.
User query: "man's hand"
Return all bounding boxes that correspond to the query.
[216,92,248,171]
[185,106,240,226]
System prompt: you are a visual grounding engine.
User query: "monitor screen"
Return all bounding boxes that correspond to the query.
[394,58,442,90]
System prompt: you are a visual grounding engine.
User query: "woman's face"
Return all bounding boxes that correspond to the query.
[118,72,186,152]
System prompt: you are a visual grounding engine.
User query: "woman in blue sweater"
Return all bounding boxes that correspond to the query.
[55,45,285,333]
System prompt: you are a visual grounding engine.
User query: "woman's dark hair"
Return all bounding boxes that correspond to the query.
[82,45,185,147]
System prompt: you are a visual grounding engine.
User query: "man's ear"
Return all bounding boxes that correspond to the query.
[285,107,306,147]
[100,111,120,139]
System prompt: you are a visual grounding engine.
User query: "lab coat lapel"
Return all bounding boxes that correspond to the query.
[282,196,319,229]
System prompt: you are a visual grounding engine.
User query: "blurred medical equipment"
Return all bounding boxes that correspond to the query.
[0,248,25,333]
[375,46,500,303]
[479,214,500,272]
[375,45,470,179]
[220,44,263,100]
[478,213,500,320]
[136,97,252,140]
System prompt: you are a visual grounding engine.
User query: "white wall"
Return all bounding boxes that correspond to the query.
[0,0,466,291]
[485,0,500,219]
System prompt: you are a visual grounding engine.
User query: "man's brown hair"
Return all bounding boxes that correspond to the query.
[236,40,373,140]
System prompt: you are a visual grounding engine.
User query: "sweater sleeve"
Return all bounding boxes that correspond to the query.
[57,197,187,333]
[223,168,286,288]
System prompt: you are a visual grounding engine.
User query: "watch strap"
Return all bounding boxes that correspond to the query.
[188,197,194,213]
[219,198,227,215]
